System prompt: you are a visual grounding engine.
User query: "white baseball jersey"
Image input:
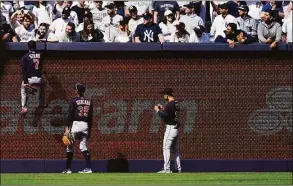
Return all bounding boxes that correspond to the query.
[15,25,35,42]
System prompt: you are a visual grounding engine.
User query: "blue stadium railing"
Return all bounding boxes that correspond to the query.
[5,42,293,52]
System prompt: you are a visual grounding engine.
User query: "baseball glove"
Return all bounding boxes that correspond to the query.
[24,84,38,95]
[62,133,74,146]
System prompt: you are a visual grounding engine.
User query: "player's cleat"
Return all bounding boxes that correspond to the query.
[78,168,92,173]
[157,169,172,173]
[172,169,182,173]
[62,169,72,174]
[20,107,28,114]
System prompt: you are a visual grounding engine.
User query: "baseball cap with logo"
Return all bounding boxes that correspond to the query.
[105,2,115,9]
[160,88,174,96]
[62,7,71,16]
[129,5,138,13]
[73,83,86,94]
[238,4,249,12]
[164,10,173,16]
[143,12,153,20]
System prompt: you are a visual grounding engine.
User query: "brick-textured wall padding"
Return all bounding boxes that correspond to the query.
[1,51,292,160]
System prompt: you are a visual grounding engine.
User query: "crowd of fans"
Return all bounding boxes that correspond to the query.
[0,1,292,48]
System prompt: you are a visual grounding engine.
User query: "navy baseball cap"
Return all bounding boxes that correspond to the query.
[105,2,115,9]
[73,83,85,94]
[143,12,153,20]
[129,5,137,13]
[238,5,249,12]
[218,3,228,9]
[184,3,194,9]
[160,88,174,96]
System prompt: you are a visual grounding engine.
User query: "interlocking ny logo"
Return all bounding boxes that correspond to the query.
[248,86,292,136]
[144,30,154,42]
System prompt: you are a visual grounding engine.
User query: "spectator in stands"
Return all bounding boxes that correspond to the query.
[0,23,18,42]
[34,22,58,42]
[76,9,94,32]
[125,1,152,17]
[106,18,132,43]
[58,22,80,42]
[258,10,282,49]
[0,10,7,26]
[226,1,247,18]
[179,3,204,35]
[100,2,123,39]
[215,23,253,48]
[50,7,74,38]
[52,1,64,20]
[170,22,190,43]
[15,13,35,42]
[79,19,104,42]
[32,1,53,27]
[284,1,292,19]
[71,0,87,24]
[210,3,238,41]
[10,9,25,29]
[0,1,14,25]
[282,8,292,43]
[128,5,144,34]
[63,1,79,26]
[261,0,284,21]
[159,10,179,42]
[246,1,264,22]
[134,12,164,43]
[237,5,257,41]
[90,1,107,30]
[153,1,180,24]
[113,1,125,17]
[189,25,210,43]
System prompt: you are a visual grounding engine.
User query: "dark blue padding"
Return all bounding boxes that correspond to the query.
[288,43,292,52]
[1,160,292,173]
[62,43,162,51]
[5,43,291,52]
[162,43,288,51]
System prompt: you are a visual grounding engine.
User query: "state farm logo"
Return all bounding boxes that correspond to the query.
[248,86,292,136]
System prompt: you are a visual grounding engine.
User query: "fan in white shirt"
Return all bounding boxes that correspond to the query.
[107,19,132,43]
[0,1,14,24]
[210,3,238,41]
[32,1,53,27]
[170,22,190,43]
[15,14,35,42]
[159,10,179,42]
[179,3,204,35]
[34,22,58,42]
[49,7,75,38]
[125,1,152,16]
[189,25,210,43]
[246,1,263,21]
[282,10,292,43]
[128,5,144,34]
[90,1,107,30]
[100,2,123,39]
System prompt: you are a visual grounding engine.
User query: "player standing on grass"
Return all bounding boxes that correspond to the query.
[62,83,93,174]
[154,88,182,173]
[20,40,47,114]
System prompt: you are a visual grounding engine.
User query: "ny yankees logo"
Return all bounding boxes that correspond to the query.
[144,30,154,42]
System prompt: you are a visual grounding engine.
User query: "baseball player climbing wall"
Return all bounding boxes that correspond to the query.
[1,51,292,160]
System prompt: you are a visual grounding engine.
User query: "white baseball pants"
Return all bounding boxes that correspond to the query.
[67,121,89,152]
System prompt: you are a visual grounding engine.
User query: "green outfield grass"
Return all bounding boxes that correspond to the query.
[1,173,292,185]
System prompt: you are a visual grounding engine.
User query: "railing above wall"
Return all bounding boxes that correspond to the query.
[5,42,293,52]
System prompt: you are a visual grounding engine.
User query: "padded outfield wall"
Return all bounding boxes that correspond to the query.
[0,43,292,173]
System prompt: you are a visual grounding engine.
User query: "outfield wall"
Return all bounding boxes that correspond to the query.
[1,43,292,172]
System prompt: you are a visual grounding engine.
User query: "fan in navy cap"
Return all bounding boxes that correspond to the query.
[62,83,94,174]
[154,88,181,173]
[134,12,164,43]
[236,4,257,40]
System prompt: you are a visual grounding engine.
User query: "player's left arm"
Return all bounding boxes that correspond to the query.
[66,100,74,135]
[20,57,28,84]
[87,101,94,139]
